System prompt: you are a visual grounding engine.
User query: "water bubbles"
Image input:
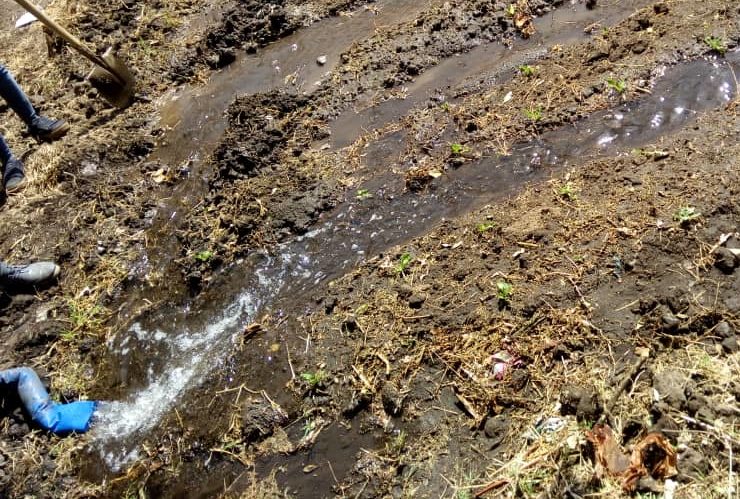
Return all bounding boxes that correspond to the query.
[597,133,617,146]
[650,113,664,129]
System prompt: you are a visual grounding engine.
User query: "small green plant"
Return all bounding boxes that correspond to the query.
[606,77,627,94]
[476,222,496,233]
[396,252,413,274]
[61,301,105,341]
[356,188,372,200]
[523,106,543,121]
[440,101,451,112]
[579,419,595,430]
[302,418,317,438]
[673,206,701,224]
[704,36,727,55]
[635,493,661,499]
[450,143,468,155]
[519,64,535,77]
[300,370,327,388]
[194,250,213,262]
[558,183,576,200]
[506,3,516,16]
[386,430,407,455]
[497,281,513,302]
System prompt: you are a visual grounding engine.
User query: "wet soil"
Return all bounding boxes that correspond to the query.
[0,0,739,497]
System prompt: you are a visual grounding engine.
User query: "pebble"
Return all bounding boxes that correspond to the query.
[721,335,739,353]
[715,321,733,338]
[316,55,327,65]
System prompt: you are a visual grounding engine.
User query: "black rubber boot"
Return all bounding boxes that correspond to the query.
[29,116,69,142]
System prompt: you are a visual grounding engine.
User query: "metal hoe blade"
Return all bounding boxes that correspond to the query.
[88,48,136,109]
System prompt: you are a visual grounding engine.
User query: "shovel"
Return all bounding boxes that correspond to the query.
[13,0,135,109]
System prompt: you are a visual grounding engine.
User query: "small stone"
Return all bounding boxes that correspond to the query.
[381,382,404,416]
[408,294,425,309]
[12,294,35,308]
[586,50,609,64]
[653,2,669,14]
[560,384,601,421]
[715,321,733,338]
[725,296,740,313]
[630,41,647,54]
[241,398,287,442]
[714,247,738,274]
[483,415,509,447]
[678,447,709,481]
[652,370,686,409]
[721,335,739,353]
[661,310,680,331]
[316,55,327,66]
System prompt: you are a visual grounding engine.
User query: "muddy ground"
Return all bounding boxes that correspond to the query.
[0,0,738,497]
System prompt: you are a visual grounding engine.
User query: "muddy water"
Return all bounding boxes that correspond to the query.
[154,0,435,169]
[329,0,653,148]
[91,50,739,477]
[136,0,439,300]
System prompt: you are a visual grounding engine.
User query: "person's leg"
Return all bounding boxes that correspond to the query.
[0,133,12,166]
[0,63,68,141]
[0,63,37,124]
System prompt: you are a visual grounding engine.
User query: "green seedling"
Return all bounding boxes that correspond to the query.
[558,183,576,200]
[476,222,496,233]
[506,3,516,16]
[356,188,372,200]
[61,301,105,341]
[497,281,513,302]
[673,206,701,224]
[450,143,468,155]
[194,250,213,262]
[302,418,317,438]
[606,77,627,94]
[519,64,535,77]
[396,252,413,274]
[523,106,543,121]
[440,101,451,112]
[300,370,327,388]
[579,419,595,430]
[704,36,727,55]
[386,430,407,455]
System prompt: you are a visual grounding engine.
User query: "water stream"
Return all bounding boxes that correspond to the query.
[329,0,653,148]
[91,51,739,471]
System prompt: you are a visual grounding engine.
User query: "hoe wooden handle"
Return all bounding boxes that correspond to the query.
[13,0,116,74]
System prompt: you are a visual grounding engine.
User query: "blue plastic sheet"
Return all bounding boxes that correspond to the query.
[0,367,96,434]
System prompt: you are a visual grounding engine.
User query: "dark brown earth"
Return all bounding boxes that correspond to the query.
[0,0,738,497]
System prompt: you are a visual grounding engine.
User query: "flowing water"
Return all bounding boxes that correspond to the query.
[329,0,653,148]
[92,50,740,472]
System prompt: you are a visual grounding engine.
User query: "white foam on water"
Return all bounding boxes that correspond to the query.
[91,288,262,471]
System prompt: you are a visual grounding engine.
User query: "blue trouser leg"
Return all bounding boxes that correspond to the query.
[0,367,97,434]
[0,135,11,165]
[0,64,38,125]
[0,64,39,166]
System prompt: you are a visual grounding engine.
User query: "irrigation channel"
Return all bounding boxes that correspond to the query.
[81,0,739,493]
